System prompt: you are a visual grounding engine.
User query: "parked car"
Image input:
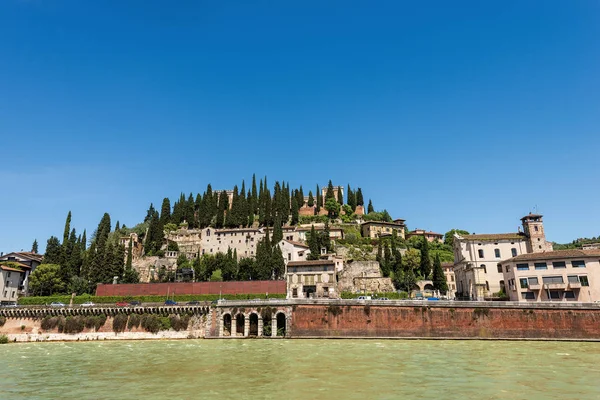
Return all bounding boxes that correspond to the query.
[128,301,142,307]
[186,300,200,305]
[378,297,390,301]
[80,301,95,307]
[1,303,18,308]
[356,296,372,300]
[50,302,65,308]
[164,299,178,306]
[116,301,129,307]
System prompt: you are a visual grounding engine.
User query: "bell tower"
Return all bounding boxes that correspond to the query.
[521,213,553,253]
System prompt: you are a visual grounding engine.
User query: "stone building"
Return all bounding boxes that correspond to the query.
[0,264,26,304]
[406,229,443,243]
[501,249,600,302]
[165,228,202,259]
[286,260,338,299]
[296,225,344,241]
[278,240,310,264]
[119,233,144,259]
[441,262,456,298]
[0,252,42,295]
[453,213,554,300]
[336,260,395,294]
[200,227,265,258]
[361,220,406,239]
[582,243,600,250]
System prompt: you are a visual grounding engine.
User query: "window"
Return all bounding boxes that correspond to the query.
[534,262,548,270]
[516,263,529,271]
[287,253,292,261]
[292,288,298,298]
[451,275,454,282]
[11,291,15,298]
[486,281,490,291]
[567,275,579,283]
[505,265,510,272]
[519,278,528,289]
[480,264,487,273]
[542,276,564,284]
[579,276,589,286]
[553,261,566,269]
[522,292,535,300]
[511,248,517,257]
[572,260,586,268]
[549,290,561,300]
[528,277,539,286]
[534,226,539,232]
[564,291,575,299]
[7,272,11,278]
[494,249,501,258]
[497,265,502,273]
[478,249,484,258]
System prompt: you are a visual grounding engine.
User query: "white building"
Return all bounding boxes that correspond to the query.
[453,213,553,300]
[277,240,310,265]
[0,264,25,304]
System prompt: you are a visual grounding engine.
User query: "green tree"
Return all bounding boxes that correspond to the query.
[67,275,89,295]
[307,225,320,260]
[315,185,321,214]
[62,211,72,247]
[160,197,171,226]
[356,188,364,206]
[432,254,448,293]
[367,199,374,213]
[419,237,432,279]
[325,197,340,219]
[272,215,283,244]
[255,229,274,279]
[28,264,65,296]
[337,186,344,205]
[43,236,62,265]
[307,191,314,207]
[237,257,258,280]
[325,180,335,202]
[291,197,299,225]
[444,229,470,248]
[31,239,38,253]
[271,245,285,280]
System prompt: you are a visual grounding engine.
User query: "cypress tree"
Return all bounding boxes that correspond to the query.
[226,186,239,228]
[296,185,305,208]
[337,186,344,205]
[271,245,285,280]
[432,254,448,293]
[126,239,133,269]
[185,193,195,227]
[144,203,156,223]
[272,215,283,244]
[63,211,72,245]
[115,221,120,232]
[322,221,332,253]
[325,180,335,202]
[291,197,299,225]
[43,236,62,265]
[382,243,392,277]
[356,188,364,206]
[251,174,258,213]
[216,191,228,228]
[307,191,314,207]
[81,230,87,250]
[255,229,273,280]
[315,185,321,214]
[308,225,320,260]
[367,199,374,213]
[160,197,171,226]
[376,241,383,269]
[31,239,38,253]
[419,237,432,279]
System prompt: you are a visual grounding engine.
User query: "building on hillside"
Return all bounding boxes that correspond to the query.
[501,249,600,302]
[0,264,26,304]
[406,229,443,243]
[582,243,600,250]
[453,213,554,300]
[119,233,144,259]
[321,186,344,206]
[200,227,266,258]
[278,240,310,264]
[165,228,202,259]
[441,262,456,298]
[361,220,406,239]
[0,252,43,295]
[286,260,338,299]
[295,225,344,241]
[213,190,235,209]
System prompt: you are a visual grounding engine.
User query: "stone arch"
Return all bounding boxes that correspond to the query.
[249,313,259,336]
[236,313,245,336]
[424,283,434,291]
[276,312,286,337]
[223,313,232,336]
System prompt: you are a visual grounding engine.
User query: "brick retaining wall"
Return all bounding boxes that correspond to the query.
[96,281,286,297]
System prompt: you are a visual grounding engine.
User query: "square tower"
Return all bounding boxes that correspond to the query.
[521,213,553,253]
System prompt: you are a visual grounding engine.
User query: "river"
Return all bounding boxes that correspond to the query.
[0,339,599,399]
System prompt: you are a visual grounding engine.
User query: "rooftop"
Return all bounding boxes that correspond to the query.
[507,249,600,262]
[282,240,310,248]
[461,233,525,241]
[287,260,335,267]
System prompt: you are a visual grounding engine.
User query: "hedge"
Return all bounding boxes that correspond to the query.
[340,291,409,300]
[17,293,286,306]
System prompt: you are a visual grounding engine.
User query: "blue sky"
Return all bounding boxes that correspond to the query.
[1,0,599,253]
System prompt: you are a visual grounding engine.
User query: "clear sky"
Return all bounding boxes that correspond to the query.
[1,0,599,253]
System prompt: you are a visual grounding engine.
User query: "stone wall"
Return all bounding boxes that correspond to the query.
[337,261,395,293]
[291,304,600,339]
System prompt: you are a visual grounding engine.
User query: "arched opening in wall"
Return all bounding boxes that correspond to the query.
[223,313,232,336]
[424,284,434,291]
[236,314,245,336]
[249,313,259,336]
[262,312,272,336]
[276,313,286,337]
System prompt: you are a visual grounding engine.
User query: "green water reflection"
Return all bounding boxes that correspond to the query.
[0,339,599,399]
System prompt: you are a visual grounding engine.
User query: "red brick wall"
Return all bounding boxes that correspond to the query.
[96,281,286,297]
[291,305,600,339]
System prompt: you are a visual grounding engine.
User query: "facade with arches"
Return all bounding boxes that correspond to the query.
[216,304,292,338]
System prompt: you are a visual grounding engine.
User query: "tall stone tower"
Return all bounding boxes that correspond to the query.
[521,213,553,253]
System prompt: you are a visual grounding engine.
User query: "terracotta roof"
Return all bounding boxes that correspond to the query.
[461,233,525,241]
[507,249,600,262]
[361,221,405,227]
[408,230,443,237]
[282,240,309,248]
[441,262,454,268]
[287,260,335,267]
[1,252,43,262]
[295,227,343,232]
[0,265,24,273]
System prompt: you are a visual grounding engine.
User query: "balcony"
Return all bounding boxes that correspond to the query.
[528,283,542,290]
[568,282,581,289]
[544,283,567,290]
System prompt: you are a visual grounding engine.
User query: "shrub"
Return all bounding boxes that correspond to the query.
[159,316,171,331]
[41,316,58,330]
[0,335,8,344]
[127,314,141,330]
[141,314,162,334]
[56,316,66,333]
[112,314,128,333]
[0,316,5,327]
[63,316,85,334]
[170,314,191,331]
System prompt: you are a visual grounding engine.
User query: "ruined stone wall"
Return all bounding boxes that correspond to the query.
[337,261,394,293]
[291,305,600,339]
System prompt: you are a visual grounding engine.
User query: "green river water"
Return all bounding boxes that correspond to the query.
[0,339,599,399]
